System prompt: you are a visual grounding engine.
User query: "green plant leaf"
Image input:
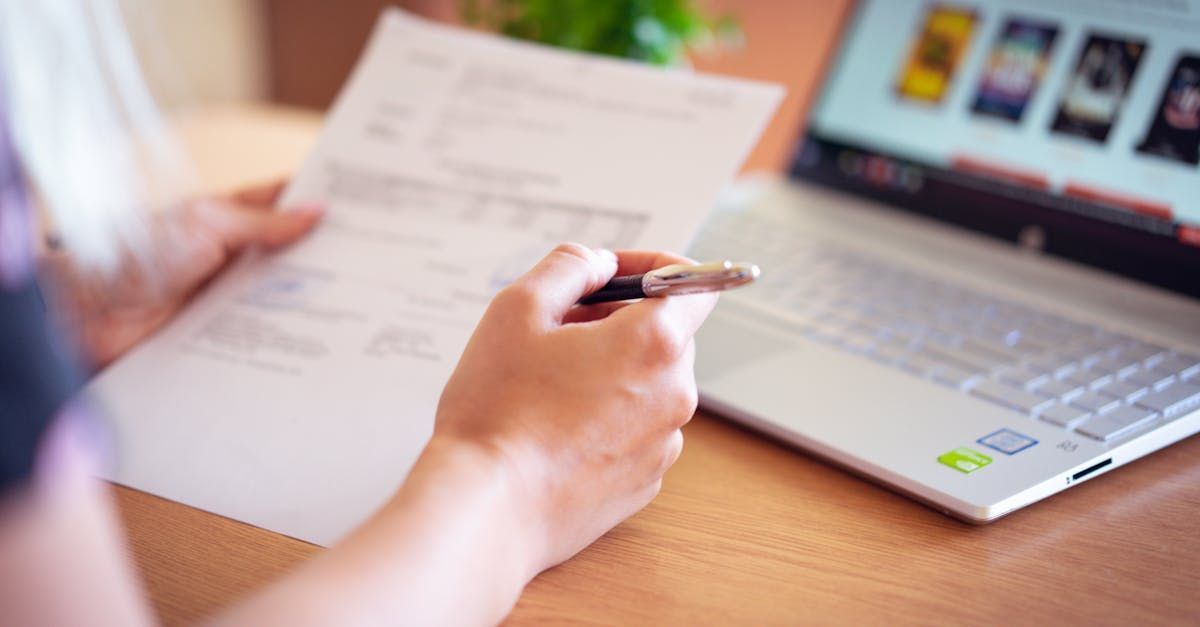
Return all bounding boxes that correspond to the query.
[460,0,741,65]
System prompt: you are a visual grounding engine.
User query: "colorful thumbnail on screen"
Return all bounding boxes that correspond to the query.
[1050,34,1146,143]
[895,5,978,104]
[971,18,1058,122]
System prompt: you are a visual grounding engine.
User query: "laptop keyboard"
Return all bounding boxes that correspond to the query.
[689,212,1200,444]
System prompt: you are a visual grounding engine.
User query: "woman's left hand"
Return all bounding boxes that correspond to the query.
[40,180,324,371]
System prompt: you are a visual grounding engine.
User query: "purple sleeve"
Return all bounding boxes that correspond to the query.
[0,82,85,493]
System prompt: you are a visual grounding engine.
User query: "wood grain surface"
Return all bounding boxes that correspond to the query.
[116,412,1200,625]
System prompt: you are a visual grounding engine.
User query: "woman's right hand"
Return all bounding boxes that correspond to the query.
[211,243,718,626]
[432,242,718,577]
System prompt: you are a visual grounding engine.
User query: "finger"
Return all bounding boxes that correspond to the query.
[660,429,685,476]
[560,250,695,324]
[634,478,664,512]
[612,249,696,276]
[227,179,288,209]
[197,201,325,254]
[681,337,697,372]
[628,429,685,494]
[609,290,719,358]
[503,243,618,324]
[673,351,700,428]
[561,300,630,324]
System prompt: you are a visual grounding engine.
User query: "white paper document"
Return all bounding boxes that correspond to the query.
[90,9,782,545]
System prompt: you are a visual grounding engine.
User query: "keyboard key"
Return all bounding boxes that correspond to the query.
[971,379,1056,414]
[960,341,1019,367]
[925,329,966,348]
[971,322,1021,344]
[889,326,926,345]
[1064,368,1113,390]
[1088,330,1127,348]
[932,318,973,338]
[1070,391,1121,415]
[1092,353,1142,378]
[1157,354,1200,380]
[924,345,998,374]
[1031,378,1085,401]
[1134,381,1200,419]
[963,338,1024,363]
[1096,379,1148,403]
[1047,318,1091,337]
[1051,361,1080,379]
[1038,403,1091,428]
[1120,342,1168,366]
[1023,324,1075,347]
[1076,406,1158,441]
[1073,335,1122,356]
[1057,344,1104,367]
[1023,354,1066,374]
[931,364,982,390]
[1125,366,1177,391]
[998,366,1050,389]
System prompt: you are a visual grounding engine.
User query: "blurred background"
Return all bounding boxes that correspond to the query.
[119,0,851,172]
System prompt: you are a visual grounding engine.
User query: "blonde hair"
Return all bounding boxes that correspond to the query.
[0,0,194,270]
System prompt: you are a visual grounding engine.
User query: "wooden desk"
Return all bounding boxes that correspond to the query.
[116,412,1200,625]
[116,104,1200,626]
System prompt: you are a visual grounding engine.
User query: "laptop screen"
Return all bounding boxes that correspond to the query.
[794,0,1200,297]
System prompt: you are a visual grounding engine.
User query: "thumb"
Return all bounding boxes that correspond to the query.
[198,200,325,253]
[505,243,618,324]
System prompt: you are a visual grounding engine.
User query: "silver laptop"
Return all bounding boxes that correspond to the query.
[689,0,1200,522]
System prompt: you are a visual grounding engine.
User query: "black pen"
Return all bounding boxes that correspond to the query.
[577,260,760,305]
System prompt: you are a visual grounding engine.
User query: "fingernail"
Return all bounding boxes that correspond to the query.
[595,248,617,263]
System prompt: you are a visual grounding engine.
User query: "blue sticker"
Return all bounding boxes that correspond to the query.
[977,428,1038,455]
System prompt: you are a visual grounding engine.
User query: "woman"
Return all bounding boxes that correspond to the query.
[0,3,715,625]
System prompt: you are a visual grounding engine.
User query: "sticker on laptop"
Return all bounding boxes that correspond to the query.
[977,428,1038,455]
[937,447,993,474]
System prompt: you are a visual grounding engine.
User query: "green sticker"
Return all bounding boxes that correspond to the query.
[938,447,993,474]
